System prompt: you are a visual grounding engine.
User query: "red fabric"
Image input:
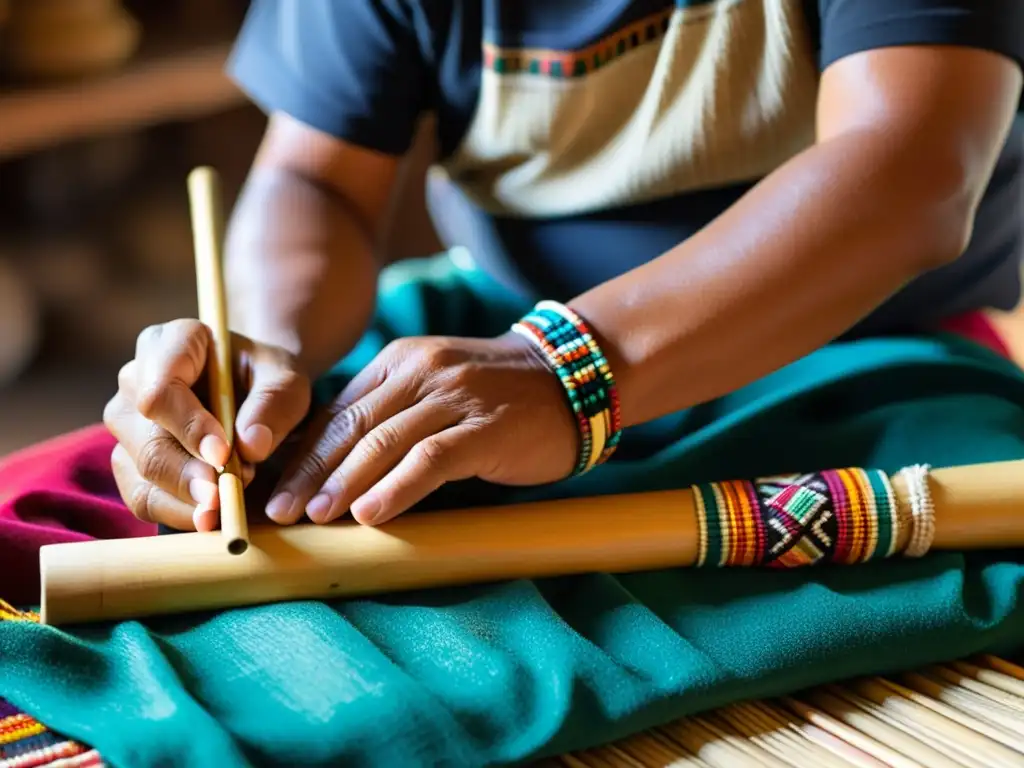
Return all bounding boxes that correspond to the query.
[0,426,154,606]
[938,312,1013,358]
[0,311,1014,606]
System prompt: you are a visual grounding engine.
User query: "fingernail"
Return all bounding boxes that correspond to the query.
[306,493,333,523]
[242,424,273,460]
[352,494,381,525]
[266,492,294,524]
[200,435,230,468]
[193,505,219,533]
[189,477,218,506]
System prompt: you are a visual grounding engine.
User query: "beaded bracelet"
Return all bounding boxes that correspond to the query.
[511,300,622,476]
[691,465,933,568]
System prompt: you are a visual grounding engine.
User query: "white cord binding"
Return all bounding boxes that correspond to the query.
[900,464,935,558]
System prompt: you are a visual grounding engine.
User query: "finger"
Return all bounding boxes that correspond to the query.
[265,382,406,525]
[111,443,209,531]
[103,391,219,507]
[234,358,311,465]
[134,319,230,468]
[306,398,458,524]
[350,425,482,526]
[335,355,390,410]
[117,360,139,399]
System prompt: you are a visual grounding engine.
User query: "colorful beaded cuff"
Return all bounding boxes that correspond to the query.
[691,466,935,568]
[511,300,622,476]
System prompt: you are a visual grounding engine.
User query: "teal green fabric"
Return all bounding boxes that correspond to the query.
[4,254,1024,767]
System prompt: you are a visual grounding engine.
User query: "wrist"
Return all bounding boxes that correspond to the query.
[509,300,623,476]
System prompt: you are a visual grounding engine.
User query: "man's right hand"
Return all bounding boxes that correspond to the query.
[104,319,311,531]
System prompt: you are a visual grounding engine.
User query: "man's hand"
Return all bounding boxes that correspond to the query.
[104,319,311,531]
[264,333,579,527]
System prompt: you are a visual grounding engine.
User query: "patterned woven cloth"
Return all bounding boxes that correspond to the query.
[0,604,102,768]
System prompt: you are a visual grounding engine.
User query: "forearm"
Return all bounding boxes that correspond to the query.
[224,165,380,379]
[571,131,979,428]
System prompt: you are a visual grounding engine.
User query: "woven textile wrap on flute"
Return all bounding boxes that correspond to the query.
[4,254,1024,768]
[692,467,909,568]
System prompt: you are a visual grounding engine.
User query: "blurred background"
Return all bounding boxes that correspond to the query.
[0,0,443,455]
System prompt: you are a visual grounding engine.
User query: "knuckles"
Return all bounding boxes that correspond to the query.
[325,400,368,443]
[410,435,446,471]
[359,421,402,461]
[134,433,174,484]
[250,367,311,410]
[383,337,468,373]
[129,481,155,523]
[274,368,311,398]
[135,379,171,421]
[293,450,332,488]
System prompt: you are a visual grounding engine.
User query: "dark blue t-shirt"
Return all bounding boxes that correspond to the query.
[228,0,1024,335]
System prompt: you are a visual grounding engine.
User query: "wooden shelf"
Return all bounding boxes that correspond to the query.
[0,39,246,160]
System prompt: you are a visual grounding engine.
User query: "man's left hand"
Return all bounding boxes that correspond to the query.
[263,333,578,526]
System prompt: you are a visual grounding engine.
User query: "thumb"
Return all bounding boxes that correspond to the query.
[234,350,312,464]
[134,319,231,468]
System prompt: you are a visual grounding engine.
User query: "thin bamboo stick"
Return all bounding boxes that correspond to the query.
[869,677,1024,755]
[806,688,968,767]
[709,706,817,767]
[930,664,1024,712]
[648,729,713,767]
[901,670,1024,739]
[743,700,878,768]
[661,716,789,768]
[186,165,248,556]
[781,694,932,768]
[831,683,1003,768]
[614,734,696,767]
[954,659,1024,700]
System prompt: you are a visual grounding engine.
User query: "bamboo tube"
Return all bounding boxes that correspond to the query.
[36,458,1024,625]
[186,166,249,556]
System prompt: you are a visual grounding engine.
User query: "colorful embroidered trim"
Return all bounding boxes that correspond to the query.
[482,7,673,78]
[691,467,933,568]
[512,300,622,476]
[0,601,37,623]
[0,603,103,767]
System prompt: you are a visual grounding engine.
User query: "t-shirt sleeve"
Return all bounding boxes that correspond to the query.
[817,0,1024,73]
[226,0,430,156]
